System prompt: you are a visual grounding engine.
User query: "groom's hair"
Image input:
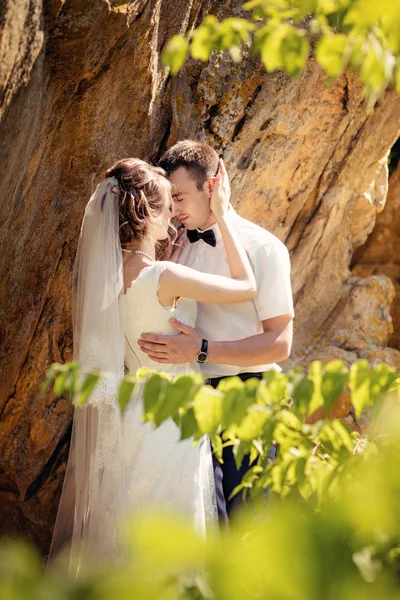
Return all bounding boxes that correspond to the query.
[158,140,219,191]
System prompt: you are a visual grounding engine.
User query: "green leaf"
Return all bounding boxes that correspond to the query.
[316,34,348,76]
[53,369,69,398]
[180,408,198,440]
[234,406,269,441]
[349,361,397,419]
[216,18,256,51]
[75,372,101,407]
[281,29,309,77]
[39,363,62,396]
[162,35,189,75]
[143,373,170,418]
[190,15,219,62]
[217,377,253,428]
[360,41,390,94]
[210,433,223,463]
[331,419,354,453]
[228,465,263,500]
[258,23,309,77]
[259,23,287,72]
[153,376,200,427]
[117,377,136,416]
[233,439,253,470]
[287,368,314,417]
[308,361,324,415]
[321,360,349,415]
[136,366,151,380]
[193,387,223,435]
[259,371,289,406]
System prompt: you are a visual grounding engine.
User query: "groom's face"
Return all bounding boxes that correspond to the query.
[170,167,214,231]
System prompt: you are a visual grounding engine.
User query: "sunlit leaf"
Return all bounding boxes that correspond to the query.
[75,372,101,407]
[143,372,169,417]
[117,376,136,416]
[162,35,189,75]
[308,361,324,415]
[191,15,219,62]
[321,360,349,415]
[193,387,223,435]
[316,33,348,76]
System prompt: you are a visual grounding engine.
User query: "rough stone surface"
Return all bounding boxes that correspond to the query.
[0,0,399,553]
[352,162,400,354]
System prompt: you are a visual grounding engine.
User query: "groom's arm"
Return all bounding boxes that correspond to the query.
[137,313,293,365]
[207,313,292,365]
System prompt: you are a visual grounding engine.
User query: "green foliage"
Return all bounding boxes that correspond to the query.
[5,358,400,598]
[4,401,400,598]
[162,0,400,102]
[162,35,189,75]
[44,358,399,508]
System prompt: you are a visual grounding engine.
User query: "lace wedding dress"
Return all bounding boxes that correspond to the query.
[48,261,217,576]
[122,262,217,529]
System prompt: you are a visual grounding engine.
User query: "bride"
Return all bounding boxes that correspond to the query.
[47,157,256,575]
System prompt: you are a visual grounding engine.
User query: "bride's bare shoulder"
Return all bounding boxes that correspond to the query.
[123,256,155,294]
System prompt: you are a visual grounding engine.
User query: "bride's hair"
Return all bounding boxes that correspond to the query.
[105,158,171,245]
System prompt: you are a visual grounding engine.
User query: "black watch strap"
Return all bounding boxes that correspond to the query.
[196,338,208,363]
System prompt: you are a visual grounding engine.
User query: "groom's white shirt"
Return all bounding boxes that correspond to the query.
[178,207,294,378]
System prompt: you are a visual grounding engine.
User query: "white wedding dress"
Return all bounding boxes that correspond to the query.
[122,262,217,529]
[48,261,217,575]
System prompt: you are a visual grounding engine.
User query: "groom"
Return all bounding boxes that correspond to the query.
[139,140,294,526]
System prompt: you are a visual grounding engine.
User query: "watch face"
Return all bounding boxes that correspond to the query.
[197,352,207,363]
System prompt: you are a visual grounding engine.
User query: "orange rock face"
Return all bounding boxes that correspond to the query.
[0,0,399,552]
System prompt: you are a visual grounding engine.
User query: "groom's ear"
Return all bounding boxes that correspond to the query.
[206,177,217,198]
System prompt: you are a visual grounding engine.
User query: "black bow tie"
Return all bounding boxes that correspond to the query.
[187,228,216,247]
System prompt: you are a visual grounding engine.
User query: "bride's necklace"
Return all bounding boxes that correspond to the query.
[122,248,155,261]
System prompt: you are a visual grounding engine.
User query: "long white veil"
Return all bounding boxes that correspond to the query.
[47,177,127,575]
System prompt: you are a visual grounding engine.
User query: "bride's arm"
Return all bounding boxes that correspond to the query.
[159,160,256,304]
[159,260,255,304]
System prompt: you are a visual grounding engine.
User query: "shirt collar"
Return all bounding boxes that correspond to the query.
[196,204,236,244]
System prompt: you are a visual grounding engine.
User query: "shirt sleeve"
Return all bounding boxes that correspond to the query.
[252,242,294,322]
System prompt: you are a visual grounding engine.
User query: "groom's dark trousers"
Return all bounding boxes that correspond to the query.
[206,372,277,528]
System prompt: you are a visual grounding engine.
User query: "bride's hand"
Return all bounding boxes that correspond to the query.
[210,159,231,220]
[169,228,185,263]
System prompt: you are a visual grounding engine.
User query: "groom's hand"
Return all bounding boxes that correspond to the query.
[138,318,202,363]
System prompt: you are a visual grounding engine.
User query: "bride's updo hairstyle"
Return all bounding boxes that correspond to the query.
[105,158,171,245]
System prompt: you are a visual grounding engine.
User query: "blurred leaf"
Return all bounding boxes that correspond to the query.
[118,376,136,416]
[287,368,314,417]
[180,408,198,440]
[210,433,223,463]
[162,35,189,75]
[124,511,208,572]
[217,377,252,427]
[321,360,349,415]
[259,371,289,405]
[233,439,253,470]
[316,33,348,76]
[308,361,324,415]
[193,387,223,435]
[234,406,270,441]
[350,360,397,419]
[75,372,101,407]
[39,363,61,396]
[143,372,169,417]
[191,15,219,61]
[153,376,200,427]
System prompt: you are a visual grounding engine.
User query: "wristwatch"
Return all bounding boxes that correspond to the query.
[196,339,208,363]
